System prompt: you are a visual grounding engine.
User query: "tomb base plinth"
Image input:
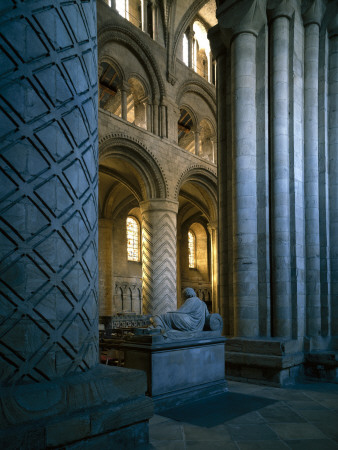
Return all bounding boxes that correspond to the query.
[225,337,305,387]
[121,330,228,412]
[0,365,153,449]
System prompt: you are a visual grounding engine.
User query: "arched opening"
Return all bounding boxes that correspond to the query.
[199,118,216,162]
[177,173,217,312]
[99,61,122,116]
[127,77,147,129]
[98,164,143,317]
[116,0,142,29]
[178,107,195,153]
[192,20,210,82]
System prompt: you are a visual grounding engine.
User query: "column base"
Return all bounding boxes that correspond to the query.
[225,337,305,386]
[303,336,338,383]
[0,365,153,449]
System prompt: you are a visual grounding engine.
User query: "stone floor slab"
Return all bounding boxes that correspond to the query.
[149,440,185,449]
[297,409,338,423]
[226,424,278,441]
[149,381,338,449]
[182,423,232,441]
[236,440,289,449]
[285,439,338,449]
[149,421,183,441]
[226,411,266,425]
[258,403,307,423]
[313,422,338,442]
[285,400,327,410]
[268,422,328,440]
[185,441,238,449]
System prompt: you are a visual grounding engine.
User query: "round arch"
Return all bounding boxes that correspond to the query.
[99,133,168,201]
[175,166,217,222]
[176,81,216,119]
[98,25,166,101]
[170,0,210,76]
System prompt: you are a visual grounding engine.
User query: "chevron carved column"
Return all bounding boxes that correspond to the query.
[140,199,179,315]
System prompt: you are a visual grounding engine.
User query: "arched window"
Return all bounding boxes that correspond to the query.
[116,0,142,29]
[99,62,121,116]
[199,119,216,162]
[127,77,147,129]
[182,33,188,66]
[178,108,195,153]
[188,230,196,268]
[126,216,140,261]
[193,21,210,82]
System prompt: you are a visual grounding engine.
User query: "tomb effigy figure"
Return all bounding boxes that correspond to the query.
[150,287,209,332]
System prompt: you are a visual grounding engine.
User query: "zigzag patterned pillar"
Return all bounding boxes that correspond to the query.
[140,199,178,314]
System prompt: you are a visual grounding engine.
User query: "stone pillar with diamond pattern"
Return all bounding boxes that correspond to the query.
[0,1,152,447]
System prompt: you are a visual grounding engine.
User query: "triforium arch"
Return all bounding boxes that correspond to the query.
[175,166,218,313]
[177,104,199,154]
[98,25,165,102]
[176,80,216,114]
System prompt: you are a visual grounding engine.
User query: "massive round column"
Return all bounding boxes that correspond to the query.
[328,14,338,336]
[140,199,178,314]
[231,31,260,336]
[0,0,99,385]
[303,1,323,338]
[269,1,294,337]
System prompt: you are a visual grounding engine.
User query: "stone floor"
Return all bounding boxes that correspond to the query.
[148,380,338,449]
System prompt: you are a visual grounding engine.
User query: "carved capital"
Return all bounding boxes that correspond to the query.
[268,0,294,22]
[328,12,338,38]
[233,0,267,37]
[140,199,179,214]
[120,80,130,92]
[302,0,324,27]
[217,0,267,46]
[208,25,228,56]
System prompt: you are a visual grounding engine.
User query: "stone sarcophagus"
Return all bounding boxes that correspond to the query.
[121,317,227,412]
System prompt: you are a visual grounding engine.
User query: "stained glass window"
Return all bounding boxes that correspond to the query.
[127,216,140,261]
[188,230,196,268]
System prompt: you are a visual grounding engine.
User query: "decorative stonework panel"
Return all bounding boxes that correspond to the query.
[0,0,98,385]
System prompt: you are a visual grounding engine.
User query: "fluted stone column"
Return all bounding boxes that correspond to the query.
[0,1,152,446]
[98,219,114,316]
[328,14,338,336]
[140,199,178,314]
[303,1,324,338]
[269,1,294,337]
